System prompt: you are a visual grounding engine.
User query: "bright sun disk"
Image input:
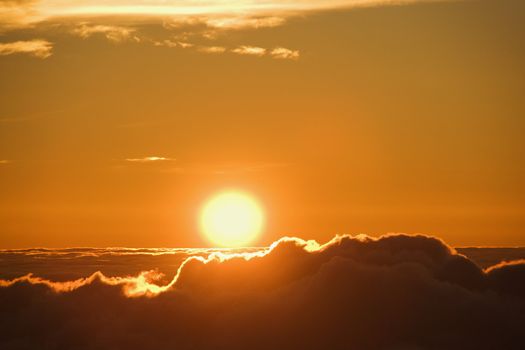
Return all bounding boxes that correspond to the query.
[200,190,264,247]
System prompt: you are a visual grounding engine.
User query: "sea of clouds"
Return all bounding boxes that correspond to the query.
[1,234,525,349]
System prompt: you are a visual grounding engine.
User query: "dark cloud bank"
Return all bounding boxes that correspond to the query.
[1,234,525,350]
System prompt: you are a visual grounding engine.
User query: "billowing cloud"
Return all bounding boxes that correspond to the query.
[0,39,52,58]
[125,156,174,162]
[72,23,137,42]
[1,234,524,349]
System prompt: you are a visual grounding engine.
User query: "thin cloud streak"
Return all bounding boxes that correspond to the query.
[125,156,175,162]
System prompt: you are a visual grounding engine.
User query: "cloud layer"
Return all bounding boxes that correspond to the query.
[0,0,437,59]
[1,234,524,349]
[2,0,433,28]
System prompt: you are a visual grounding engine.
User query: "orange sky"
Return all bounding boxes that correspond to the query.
[1,0,524,247]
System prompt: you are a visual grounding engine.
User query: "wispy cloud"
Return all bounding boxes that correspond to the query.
[72,23,138,43]
[231,45,266,57]
[153,39,193,48]
[0,160,12,164]
[152,39,178,48]
[161,15,287,31]
[125,156,175,163]
[0,39,52,58]
[0,0,40,32]
[230,45,299,60]
[151,40,299,60]
[270,47,300,60]
[198,46,226,54]
[177,41,193,49]
[202,15,287,30]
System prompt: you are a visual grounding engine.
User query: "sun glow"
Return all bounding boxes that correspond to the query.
[200,190,264,247]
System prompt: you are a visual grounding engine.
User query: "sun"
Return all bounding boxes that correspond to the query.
[200,190,265,247]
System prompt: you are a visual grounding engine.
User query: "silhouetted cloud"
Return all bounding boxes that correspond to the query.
[485,259,525,298]
[457,247,525,268]
[1,234,524,349]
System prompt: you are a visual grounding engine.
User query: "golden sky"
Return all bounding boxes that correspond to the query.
[0,0,524,247]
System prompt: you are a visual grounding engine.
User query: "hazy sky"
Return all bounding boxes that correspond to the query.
[1,0,524,247]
